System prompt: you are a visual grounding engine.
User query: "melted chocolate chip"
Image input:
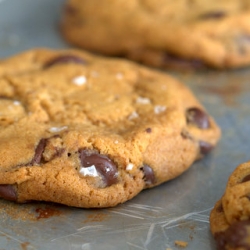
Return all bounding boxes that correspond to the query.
[215,220,250,250]
[164,54,205,70]
[199,11,227,20]
[145,128,152,133]
[186,107,210,129]
[242,174,250,183]
[199,141,214,155]
[141,164,155,185]
[0,185,17,201]
[44,55,86,68]
[30,139,47,165]
[79,149,118,186]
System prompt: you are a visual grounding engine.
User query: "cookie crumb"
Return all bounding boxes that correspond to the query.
[174,240,188,248]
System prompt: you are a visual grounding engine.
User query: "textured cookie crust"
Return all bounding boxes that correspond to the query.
[0,48,220,208]
[210,162,250,250]
[61,0,250,70]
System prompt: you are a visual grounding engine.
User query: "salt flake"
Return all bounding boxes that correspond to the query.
[128,111,139,120]
[79,165,99,177]
[136,97,151,104]
[154,105,166,114]
[72,76,87,86]
[49,126,68,133]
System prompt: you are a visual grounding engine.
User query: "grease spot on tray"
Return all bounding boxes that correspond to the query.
[83,213,109,223]
[35,206,63,220]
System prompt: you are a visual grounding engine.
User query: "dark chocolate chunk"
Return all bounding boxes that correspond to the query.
[145,128,152,133]
[186,107,210,129]
[215,220,250,250]
[0,185,17,201]
[199,11,227,20]
[30,139,47,165]
[242,174,250,183]
[141,164,155,185]
[79,149,118,186]
[199,141,214,154]
[44,55,86,68]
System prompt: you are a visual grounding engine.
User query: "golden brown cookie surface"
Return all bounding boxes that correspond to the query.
[61,0,250,70]
[0,48,220,208]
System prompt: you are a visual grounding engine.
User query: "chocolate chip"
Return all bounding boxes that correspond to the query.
[215,220,250,250]
[242,174,250,183]
[141,164,155,186]
[30,139,47,165]
[186,107,210,129]
[0,185,17,201]
[145,128,152,133]
[79,149,118,186]
[199,141,214,155]
[164,54,205,70]
[44,55,87,68]
[199,11,227,20]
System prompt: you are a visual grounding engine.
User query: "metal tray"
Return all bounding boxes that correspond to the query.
[1,0,250,249]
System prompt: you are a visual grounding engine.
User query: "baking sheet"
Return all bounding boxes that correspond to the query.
[1,0,250,249]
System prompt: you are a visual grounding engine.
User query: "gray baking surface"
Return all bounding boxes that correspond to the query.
[0,0,250,249]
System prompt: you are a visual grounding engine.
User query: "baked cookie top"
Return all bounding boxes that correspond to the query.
[61,0,250,69]
[0,48,220,208]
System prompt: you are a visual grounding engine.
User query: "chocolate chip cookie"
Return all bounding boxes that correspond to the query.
[210,162,250,249]
[0,48,220,208]
[61,0,250,70]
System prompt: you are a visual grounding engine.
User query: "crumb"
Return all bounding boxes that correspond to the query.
[174,240,188,248]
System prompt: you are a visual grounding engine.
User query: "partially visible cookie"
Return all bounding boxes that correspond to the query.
[222,162,250,224]
[61,0,250,70]
[0,48,220,208]
[210,162,250,250]
[210,199,250,250]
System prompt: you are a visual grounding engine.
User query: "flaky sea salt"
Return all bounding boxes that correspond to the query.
[13,100,21,106]
[136,97,151,104]
[48,126,68,133]
[79,165,99,177]
[126,163,134,171]
[72,76,87,86]
[154,105,166,114]
[128,111,139,120]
